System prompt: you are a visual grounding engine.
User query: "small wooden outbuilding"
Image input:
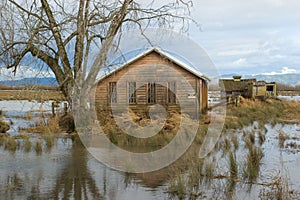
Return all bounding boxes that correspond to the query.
[219,76,277,100]
[95,48,210,117]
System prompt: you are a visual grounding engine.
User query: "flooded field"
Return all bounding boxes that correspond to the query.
[277,95,300,101]
[0,99,300,199]
[0,100,167,199]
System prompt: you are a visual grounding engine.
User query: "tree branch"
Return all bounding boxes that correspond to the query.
[73,0,87,79]
[8,0,48,25]
[40,0,72,75]
[83,0,133,91]
[28,45,65,85]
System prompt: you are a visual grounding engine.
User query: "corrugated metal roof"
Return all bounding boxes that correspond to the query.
[97,47,210,81]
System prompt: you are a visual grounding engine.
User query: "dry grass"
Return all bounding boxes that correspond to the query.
[44,135,55,149]
[35,139,43,155]
[96,109,192,153]
[4,136,18,152]
[11,112,33,120]
[95,99,298,154]
[278,130,290,148]
[259,172,299,200]
[168,174,187,200]
[257,130,266,145]
[243,145,264,181]
[249,131,256,144]
[224,98,288,131]
[0,135,5,146]
[228,151,238,178]
[280,100,300,123]
[20,116,61,134]
[231,134,239,150]
[24,138,32,152]
[0,90,64,101]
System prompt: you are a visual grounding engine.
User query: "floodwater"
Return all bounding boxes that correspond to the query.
[0,100,167,200]
[277,95,300,101]
[0,100,300,199]
[0,140,166,200]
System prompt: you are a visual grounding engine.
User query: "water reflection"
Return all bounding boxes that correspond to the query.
[0,138,166,200]
[1,100,300,199]
[1,100,166,199]
[48,142,103,199]
[1,125,300,200]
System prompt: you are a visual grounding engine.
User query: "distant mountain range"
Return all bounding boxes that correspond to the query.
[0,77,58,86]
[218,73,300,85]
[0,73,299,86]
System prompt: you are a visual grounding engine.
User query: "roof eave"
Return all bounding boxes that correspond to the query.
[98,47,211,82]
[152,48,211,81]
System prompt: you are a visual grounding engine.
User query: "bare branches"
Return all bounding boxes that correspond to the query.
[28,45,63,80]
[41,0,71,75]
[7,47,30,74]
[8,0,48,24]
[0,0,195,105]
[84,0,133,88]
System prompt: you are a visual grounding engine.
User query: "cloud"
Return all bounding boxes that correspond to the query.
[218,49,257,56]
[232,58,247,66]
[0,66,55,81]
[188,0,300,76]
[271,54,285,59]
[280,67,297,74]
[262,67,297,75]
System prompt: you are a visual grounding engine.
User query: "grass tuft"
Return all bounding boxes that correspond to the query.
[4,137,18,152]
[168,174,186,200]
[231,134,239,150]
[228,151,238,178]
[45,135,55,149]
[243,145,264,181]
[24,138,31,152]
[257,130,266,145]
[35,139,43,155]
[278,130,289,148]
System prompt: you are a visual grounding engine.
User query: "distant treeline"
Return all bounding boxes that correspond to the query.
[208,83,300,91]
[208,84,221,91]
[0,84,59,91]
[277,83,300,91]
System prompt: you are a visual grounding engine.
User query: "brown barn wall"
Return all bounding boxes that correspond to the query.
[95,51,208,115]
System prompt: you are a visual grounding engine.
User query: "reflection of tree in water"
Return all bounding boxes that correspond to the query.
[48,142,103,200]
[0,141,104,200]
[1,174,23,199]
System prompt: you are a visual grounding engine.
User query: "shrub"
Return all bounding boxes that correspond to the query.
[0,121,10,133]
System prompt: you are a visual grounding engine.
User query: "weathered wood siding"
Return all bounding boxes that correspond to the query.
[95,51,208,115]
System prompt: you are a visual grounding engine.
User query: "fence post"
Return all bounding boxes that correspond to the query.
[52,102,56,116]
[64,102,68,115]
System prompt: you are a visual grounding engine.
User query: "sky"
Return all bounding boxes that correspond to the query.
[187,0,300,75]
[0,0,299,81]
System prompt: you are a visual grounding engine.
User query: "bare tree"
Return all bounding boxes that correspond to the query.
[0,0,194,124]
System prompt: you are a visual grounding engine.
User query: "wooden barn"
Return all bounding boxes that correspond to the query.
[219,76,277,100]
[246,81,277,99]
[95,48,210,117]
